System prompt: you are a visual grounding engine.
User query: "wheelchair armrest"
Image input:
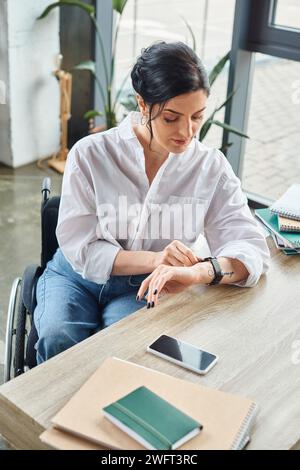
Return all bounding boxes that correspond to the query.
[22,264,43,315]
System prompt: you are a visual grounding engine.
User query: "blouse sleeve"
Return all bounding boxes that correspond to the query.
[56,144,123,284]
[204,154,270,287]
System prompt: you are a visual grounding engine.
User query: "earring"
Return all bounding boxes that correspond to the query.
[141,114,147,125]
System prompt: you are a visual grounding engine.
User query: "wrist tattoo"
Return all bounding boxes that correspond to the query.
[208,268,214,278]
[222,271,234,278]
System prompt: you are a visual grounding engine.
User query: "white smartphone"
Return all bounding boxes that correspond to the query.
[147,334,218,375]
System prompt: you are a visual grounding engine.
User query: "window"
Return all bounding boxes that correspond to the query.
[223,0,300,204]
[242,54,300,200]
[271,0,300,31]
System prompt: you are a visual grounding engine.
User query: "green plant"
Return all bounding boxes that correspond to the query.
[38,0,129,129]
[200,52,249,152]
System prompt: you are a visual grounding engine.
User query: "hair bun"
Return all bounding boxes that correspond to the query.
[131,61,144,93]
[131,41,210,102]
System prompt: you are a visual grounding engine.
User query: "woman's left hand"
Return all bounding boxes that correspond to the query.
[137,264,200,308]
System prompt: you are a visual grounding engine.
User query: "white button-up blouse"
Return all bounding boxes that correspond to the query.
[56,111,270,287]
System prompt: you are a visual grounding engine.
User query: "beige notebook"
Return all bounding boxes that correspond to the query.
[278,215,300,232]
[40,357,257,450]
[41,426,103,450]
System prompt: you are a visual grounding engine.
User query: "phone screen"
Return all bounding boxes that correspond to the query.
[148,334,217,372]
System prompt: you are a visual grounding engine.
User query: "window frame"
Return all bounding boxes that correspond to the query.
[247,0,300,61]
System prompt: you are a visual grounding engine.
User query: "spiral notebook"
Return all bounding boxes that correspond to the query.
[270,232,300,255]
[255,208,300,248]
[40,357,258,450]
[278,216,300,233]
[270,184,300,221]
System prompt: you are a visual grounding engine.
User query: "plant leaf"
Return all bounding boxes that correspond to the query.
[209,51,230,86]
[73,60,96,75]
[210,120,249,138]
[180,15,197,52]
[90,16,110,89]
[199,89,236,141]
[84,109,103,120]
[37,0,94,20]
[112,0,128,14]
[215,89,236,113]
[73,60,107,106]
[120,91,138,112]
[199,119,213,141]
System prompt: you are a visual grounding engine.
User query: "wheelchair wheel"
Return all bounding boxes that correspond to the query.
[14,293,27,377]
[4,278,21,382]
[4,278,31,381]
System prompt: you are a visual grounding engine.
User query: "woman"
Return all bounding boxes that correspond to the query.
[34,42,270,364]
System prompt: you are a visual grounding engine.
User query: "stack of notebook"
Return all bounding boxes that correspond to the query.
[255,184,300,255]
[40,357,258,450]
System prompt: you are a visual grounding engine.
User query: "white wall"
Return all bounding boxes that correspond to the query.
[0,0,10,166]
[0,0,60,167]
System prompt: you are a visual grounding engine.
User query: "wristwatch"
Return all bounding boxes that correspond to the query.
[203,257,224,285]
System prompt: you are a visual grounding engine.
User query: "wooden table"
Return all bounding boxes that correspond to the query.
[0,238,299,450]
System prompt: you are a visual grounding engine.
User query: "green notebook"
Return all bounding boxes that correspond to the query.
[255,208,300,249]
[102,386,202,450]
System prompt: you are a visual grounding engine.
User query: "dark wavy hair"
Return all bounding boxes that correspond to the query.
[131,41,210,144]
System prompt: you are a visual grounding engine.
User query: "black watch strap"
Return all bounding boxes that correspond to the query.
[203,257,224,285]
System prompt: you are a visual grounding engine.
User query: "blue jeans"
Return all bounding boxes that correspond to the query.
[34,248,149,364]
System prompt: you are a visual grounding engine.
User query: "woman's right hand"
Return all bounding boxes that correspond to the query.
[152,240,201,269]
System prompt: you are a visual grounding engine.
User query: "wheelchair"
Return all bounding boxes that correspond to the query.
[4,177,60,382]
